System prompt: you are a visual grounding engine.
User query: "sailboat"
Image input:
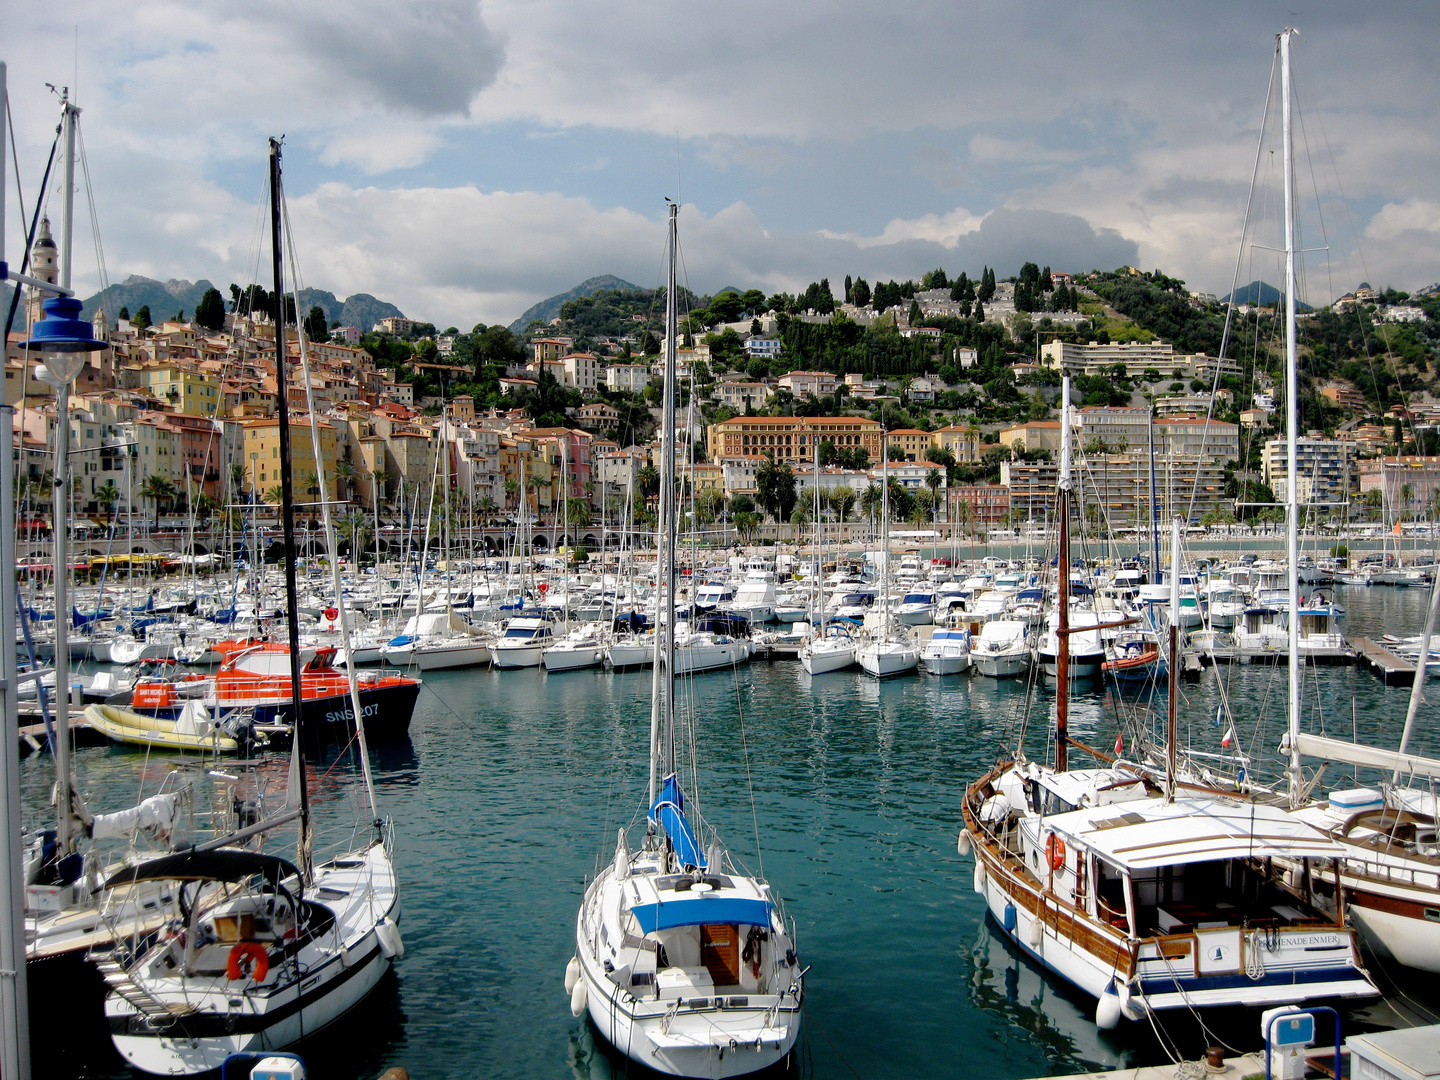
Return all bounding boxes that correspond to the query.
[799,439,859,675]
[568,202,804,1076]
[959,371,1377,1029]
[98,140,404,1074]
[857,436,919,677]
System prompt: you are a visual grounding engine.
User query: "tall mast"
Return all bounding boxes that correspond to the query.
[648,201,679,805]
[268,138,311,872]
[1280,29,1303,806]
[814,437,824,632]
[1166,516,1181,802]
[1055,378,1072,771]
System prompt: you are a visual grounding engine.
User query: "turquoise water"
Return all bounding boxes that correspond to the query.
[27,584,1440,1080]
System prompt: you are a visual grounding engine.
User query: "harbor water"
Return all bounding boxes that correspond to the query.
[25,584,1440,1080]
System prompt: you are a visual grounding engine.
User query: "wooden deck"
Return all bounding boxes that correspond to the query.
[1352,637,1416,686]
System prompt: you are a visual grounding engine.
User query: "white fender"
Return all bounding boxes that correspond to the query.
[570,976,588,1017]
[973,861,987,894]
[957,831,972,857]
[1119,981,1145,1022]
[376,918,405,960]
[564,956,580,995]
[1095,979,1123,1031]
[1028,915,1043,948]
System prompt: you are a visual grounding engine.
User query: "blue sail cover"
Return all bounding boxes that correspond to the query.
[651,774,706,870]
[630,896,772,933]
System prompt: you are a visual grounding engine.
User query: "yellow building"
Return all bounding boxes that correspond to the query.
[931,424,982,464]
[886,428,932,462]
[998,420,1062,455]
[242,417,338,501]
[706,415,882,463]
[139,363,221,417]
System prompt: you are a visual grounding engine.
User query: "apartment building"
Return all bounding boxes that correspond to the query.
[1262,435,1354,505]
[706,415,883,464]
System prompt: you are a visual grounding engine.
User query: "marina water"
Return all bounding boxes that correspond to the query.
[25,585,1440,1080]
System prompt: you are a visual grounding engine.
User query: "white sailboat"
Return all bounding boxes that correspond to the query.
[568,203,804,1076]
[857,439,919,677]
[99,142,404,1073]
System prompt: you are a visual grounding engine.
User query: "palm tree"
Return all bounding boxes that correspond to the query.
[192,493,220,527]
[503,477,520,511]
[265,485,284,506]
[229,461,249,502]
[94,481,121,526]
[1401,482,1416,522]
[925,467,943,517]
[828,487,856,525]
[333,459,357,504]
[141,474,177,531]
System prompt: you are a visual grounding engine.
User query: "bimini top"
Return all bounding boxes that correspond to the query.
[1047,793,1344,871]
[104,848,301,891]
[626,870,773,933]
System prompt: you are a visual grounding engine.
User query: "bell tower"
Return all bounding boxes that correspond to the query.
[26,215,59,327]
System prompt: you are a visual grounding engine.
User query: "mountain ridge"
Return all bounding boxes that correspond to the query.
[507,275,641,333]
[76,275,407,330]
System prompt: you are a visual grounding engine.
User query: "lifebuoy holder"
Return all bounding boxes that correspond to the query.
[1046,833,1066,872]
[227,941,270,982]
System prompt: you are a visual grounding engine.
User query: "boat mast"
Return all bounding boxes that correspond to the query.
[1167,516,1180,803]
[814,437,824,634]
[1056,378,1071,771]
[1280,28,1303,806]
[268,138,312,872]
[648,201,680,805]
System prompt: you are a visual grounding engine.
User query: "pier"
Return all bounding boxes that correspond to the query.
[1352,637,1416,686]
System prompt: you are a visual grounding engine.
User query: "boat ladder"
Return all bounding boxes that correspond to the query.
[94,958,195,1025]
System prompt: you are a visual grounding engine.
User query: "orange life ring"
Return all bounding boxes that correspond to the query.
[226,941,269,982]
[1046,834,1066,872]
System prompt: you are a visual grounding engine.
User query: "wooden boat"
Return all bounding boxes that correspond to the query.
[85,702,240,753]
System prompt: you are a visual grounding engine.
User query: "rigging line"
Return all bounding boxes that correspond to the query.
[730,666,764,879]
[76,123,112,312]
[1185,41,1281,526]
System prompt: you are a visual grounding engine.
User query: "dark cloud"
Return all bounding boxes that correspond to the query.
[249,0,505,117]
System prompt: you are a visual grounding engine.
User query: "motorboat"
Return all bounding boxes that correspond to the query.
[489,616,555,668]
[971,620,1031,679]
[920,626,971,675]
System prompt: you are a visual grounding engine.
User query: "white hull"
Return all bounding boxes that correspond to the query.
[543,645,605,671]
[858,643,919,677]
[920,650,972,675]
[606,642,654,669]
[489,643,546,668]
[974,650,1029,678]
[1039,651,1105,680]
[674,642,749,674]
[414,641,492,670]
[800,642,855,675]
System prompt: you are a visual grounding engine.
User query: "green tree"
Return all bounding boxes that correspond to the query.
[94,481,121,525]
[303,305,329,342]
[733,511,763,542]
[194,287,227,332]
[755,454,798,522]
[265,485,284,506]
[192,493,219,526]
[141,473,177,530]
[828,487,856,523]
[133,305,152,330]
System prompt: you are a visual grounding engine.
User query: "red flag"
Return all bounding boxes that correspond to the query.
[1114,732,1124,756]
[1221,725,1235,748]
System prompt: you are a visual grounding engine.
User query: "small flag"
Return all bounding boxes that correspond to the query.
[1214,704,1223,728]
[1115,732,1124,756]
[1221,725,1235,749]
[1395,520,1404,536]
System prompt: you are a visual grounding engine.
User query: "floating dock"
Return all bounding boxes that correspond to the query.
[1039,1052,1267,1080]
[15,709,100,757]
[1352,637,1416,686]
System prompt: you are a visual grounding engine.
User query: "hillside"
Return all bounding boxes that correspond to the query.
[507,275,641,333]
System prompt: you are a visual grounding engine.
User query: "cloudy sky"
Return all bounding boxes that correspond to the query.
[8,2,1439,328]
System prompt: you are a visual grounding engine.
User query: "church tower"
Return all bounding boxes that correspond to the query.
[26,215,59,327]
